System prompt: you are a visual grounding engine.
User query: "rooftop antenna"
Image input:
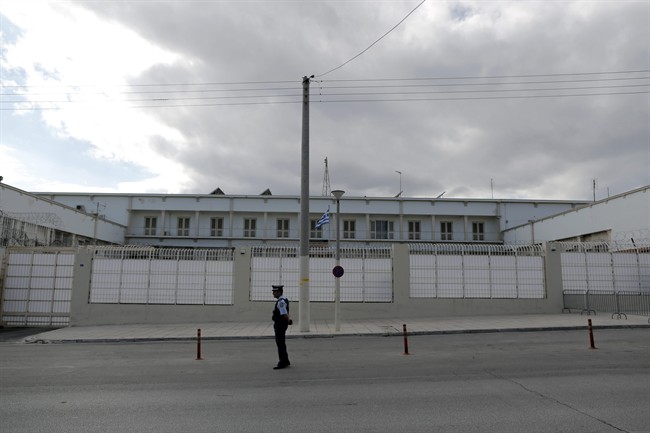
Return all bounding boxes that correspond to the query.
[322,157,331,196]
[395,170,403,197]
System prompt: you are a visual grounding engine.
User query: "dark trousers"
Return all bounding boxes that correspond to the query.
[273,321,290,366]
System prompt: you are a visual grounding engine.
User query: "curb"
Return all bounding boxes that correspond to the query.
[22,323,650,344]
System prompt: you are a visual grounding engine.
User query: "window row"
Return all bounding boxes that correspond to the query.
[143,217,487,241]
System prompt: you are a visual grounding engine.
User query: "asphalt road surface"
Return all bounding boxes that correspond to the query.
[1,329,649,433]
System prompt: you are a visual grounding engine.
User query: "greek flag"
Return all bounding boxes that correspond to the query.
[315,207,330,228]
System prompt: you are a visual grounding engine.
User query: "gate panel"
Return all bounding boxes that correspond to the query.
[491,256,518,298]
[517,256,545,298]
[249,246,393,303]
[409,244,545,299]
[89,247,234,305]
[1,249,74,326]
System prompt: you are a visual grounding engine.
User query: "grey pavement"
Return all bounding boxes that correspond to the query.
[21,312,650,344]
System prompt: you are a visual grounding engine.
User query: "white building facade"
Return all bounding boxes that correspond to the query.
[32,190,588,247]
[502,185,650,244]
[3,182,648,248]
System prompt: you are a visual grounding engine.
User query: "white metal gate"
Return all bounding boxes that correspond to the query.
[1,248,74,326]
[90,247,235,305]
[409,244,546,299]
[250,246,393,303]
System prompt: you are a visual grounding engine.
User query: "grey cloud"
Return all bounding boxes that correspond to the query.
[72,1,648,200]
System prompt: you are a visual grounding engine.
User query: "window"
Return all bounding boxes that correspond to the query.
[210,217,224,237]
[144,217,157,236]
[408,221,421,240]
[276,218,290,238]
[472,222,485,241]
[440,221,453,241]
[371,220,394,240]
[310,219,323,238]
[177,217,190,236]
[244,218,256,237]
[343,220,356,239]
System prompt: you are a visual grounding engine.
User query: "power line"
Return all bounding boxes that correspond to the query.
[0,86,300,97]
[314,0,428,78]
[3,70,647,95]
[317,69,650,83]
[2,70,647,110]
[3,74,647,100]
[0,79,300,89]
[316,76,650,90]
[3,83,647,106]
[0,100,303,111]
[3,89,647,111]
[314,90,650,104]
[319,84,649,97]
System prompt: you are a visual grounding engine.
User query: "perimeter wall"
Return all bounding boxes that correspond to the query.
[1,242,647,326]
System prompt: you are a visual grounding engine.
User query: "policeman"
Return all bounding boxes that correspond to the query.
[271,284,291,369]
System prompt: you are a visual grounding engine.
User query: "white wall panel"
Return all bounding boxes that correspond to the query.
[410,245,545,299]
[1,250,74,326]
[89,248,234,305]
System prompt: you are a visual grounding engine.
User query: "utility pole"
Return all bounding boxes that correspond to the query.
[299,75,313,332]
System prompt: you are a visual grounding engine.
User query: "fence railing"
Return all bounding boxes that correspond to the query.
[249,245,393,303]
[562,289,650,320]
[409,243,546,299]
[1,248,75,326]
[89,247,235,305]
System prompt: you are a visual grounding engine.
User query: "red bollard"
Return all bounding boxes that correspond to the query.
[196,328,203,360]
[588,319,596,350]
[403,323,410,355]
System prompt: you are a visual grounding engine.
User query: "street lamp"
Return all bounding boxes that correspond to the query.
[331,189,345,331]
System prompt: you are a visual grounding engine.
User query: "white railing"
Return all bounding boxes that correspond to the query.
[1,248,74,326]
[89,247,235,305]
[249,246,393,303]
[409,244,546,299]
[558,242,650,293]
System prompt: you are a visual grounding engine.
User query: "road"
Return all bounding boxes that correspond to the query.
[1,329,649,433]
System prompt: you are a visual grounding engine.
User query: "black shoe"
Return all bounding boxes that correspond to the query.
[273,364,288,370]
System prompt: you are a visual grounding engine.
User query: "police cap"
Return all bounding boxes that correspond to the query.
[271,284,284,291]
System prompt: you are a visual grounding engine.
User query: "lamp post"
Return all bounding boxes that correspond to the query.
[331,189,345,331]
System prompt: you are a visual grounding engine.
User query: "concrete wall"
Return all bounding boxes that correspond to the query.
[503,185,650,243]
[1,183,126,244]
[69,244,564,326]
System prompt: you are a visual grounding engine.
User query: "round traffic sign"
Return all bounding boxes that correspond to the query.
[332,265,345,278]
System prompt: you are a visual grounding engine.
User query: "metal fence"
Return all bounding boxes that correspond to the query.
[409,244,546,299]
[249,246,393,303]
[559,241,650,292]
[1,248,74,326]
[90,247,235,305]
[563,289,650,320]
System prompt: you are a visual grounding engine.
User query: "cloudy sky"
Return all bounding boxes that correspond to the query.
[1,0,648,201]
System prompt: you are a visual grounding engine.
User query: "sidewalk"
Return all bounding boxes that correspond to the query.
[22,313,650,344]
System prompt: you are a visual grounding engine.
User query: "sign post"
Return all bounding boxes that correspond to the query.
[331,190,345,331]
